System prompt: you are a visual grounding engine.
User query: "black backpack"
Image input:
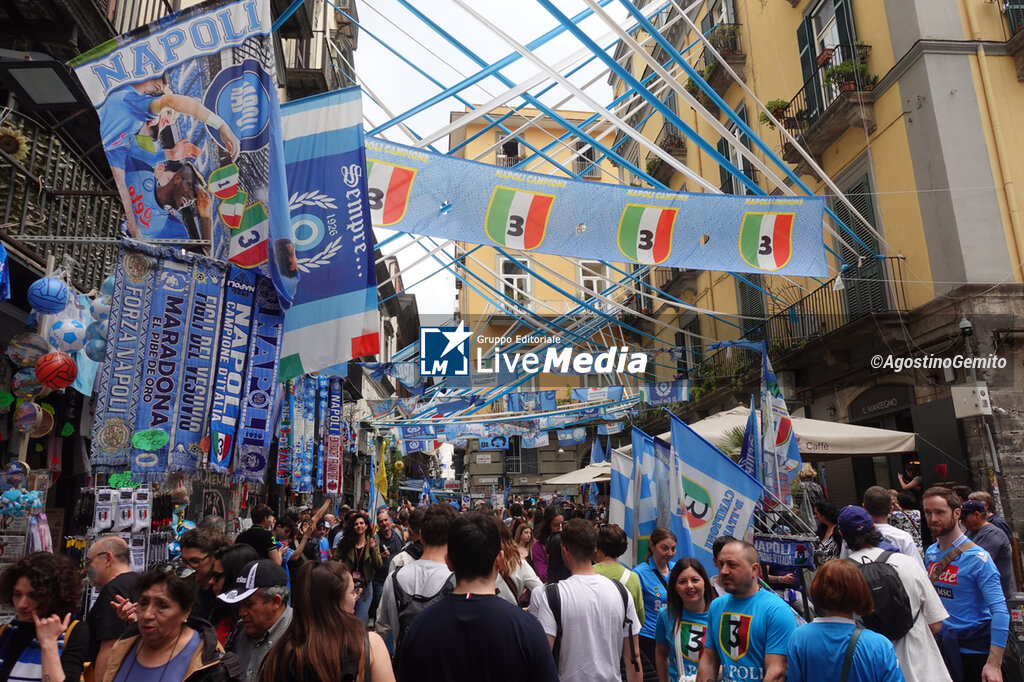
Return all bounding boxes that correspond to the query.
[849,551,918,641]
[546,578,639,673]
[392,565,455,674]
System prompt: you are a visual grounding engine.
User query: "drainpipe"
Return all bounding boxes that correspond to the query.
[964,4,1024,275]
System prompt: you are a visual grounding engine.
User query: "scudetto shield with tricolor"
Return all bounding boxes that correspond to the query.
[485,186,554,250]
[366,160,416,226]
[720,612,752,660]
[617,204,676,264]
[739,212,794,271]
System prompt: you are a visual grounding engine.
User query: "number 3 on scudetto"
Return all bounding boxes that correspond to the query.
[367,187,384,210]
[758,235,772,255]
[637,229,654,250]
[507,214,525,237]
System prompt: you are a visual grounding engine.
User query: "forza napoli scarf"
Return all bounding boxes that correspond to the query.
[325,377,344,495]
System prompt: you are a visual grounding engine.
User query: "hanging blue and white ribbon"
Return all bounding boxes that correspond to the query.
[571,386,624,402]
[598,421,623,436]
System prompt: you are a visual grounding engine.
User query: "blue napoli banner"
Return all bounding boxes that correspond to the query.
[642,380,689,406]
[754,535,816,570]
[279,87,379,380]
[71,0,298,305]
[557,428,587,445]
[400,425,436,440]
[598,422,624,435]
[365,136,827,276]
[402,439,435,456]
[571,386,625,403]
[507,390,557,412]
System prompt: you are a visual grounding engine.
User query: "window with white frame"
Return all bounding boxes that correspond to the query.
[496,132,522,167]
[498,257,530,302]
[573,140,599,178]
[579,260,609,302]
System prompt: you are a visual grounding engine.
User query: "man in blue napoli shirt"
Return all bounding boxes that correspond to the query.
[98,74,239,236]
[924,487,1008,682]
[697,539,796,682]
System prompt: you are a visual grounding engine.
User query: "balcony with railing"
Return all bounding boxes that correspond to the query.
[1004,2,1024,80]
[102,0,174,37]
[686,256,907,403]
[779,43,877,171]
[0,111,122,289]
[496,154,522,168]
[279,29,347,100]
[695,24,745,97]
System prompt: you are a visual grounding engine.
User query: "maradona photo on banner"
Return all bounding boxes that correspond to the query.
[71,0,298,306]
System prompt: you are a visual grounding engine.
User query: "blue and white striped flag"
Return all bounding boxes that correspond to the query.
[279,87,379,380]
[610,428,694,567]
[761,347,802,505]
[738,396,762,481]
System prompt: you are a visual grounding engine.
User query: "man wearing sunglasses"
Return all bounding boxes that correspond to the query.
[83,536,139,681]
[179,528,230,620]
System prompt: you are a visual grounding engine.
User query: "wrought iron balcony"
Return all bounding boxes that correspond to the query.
[0,112,122,289]
[1004,2,1024,80]
[496,154,522,168]
[779,43,876,170]
[103,0,174,37]
[695,24,746,97]
[279,30,348,100]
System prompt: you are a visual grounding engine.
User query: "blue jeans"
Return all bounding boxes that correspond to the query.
[354,580,374,624]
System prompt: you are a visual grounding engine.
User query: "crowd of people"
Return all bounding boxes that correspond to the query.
[0,483,1016,682]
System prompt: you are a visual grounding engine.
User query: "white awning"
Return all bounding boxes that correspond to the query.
[542,462,612,485]
[621,406,916,460]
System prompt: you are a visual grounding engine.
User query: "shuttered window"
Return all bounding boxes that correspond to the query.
[796,0,856,123]
[737,273,765,340]
[833,174,887,319]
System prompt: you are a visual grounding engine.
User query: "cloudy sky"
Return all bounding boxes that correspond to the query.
[354,0,631,318]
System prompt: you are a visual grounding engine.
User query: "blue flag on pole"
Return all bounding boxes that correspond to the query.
[761,347,802,505]
[588,481,598,507]
[279,87,379,380]
[669,413,763,573]
[738,397,762,481]
[590,436,607,464]
[420,478,438,506]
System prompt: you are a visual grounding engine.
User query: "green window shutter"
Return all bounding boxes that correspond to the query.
[834,0,857,46]
[737,274,765,339]
[833,174,887,318]
[796,18,824,121]
[701,11,714,34]
[717,136,731,190]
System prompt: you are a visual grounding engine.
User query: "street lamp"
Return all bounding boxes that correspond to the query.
[0,49,90,110]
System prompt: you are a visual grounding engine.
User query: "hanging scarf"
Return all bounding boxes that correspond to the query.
[233,278,284,484]
[170,254,225,473]
[290,376,305,485]
[275,381,293,485]
[92,246,158,470]
[325,378,344,495]
[297,377,316,493]
[315,375,328,490]
[209,267,257,474]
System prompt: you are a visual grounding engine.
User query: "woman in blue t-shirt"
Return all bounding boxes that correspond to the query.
[634,527,677,671]
[787,559,903,682]
[654,557,716,682]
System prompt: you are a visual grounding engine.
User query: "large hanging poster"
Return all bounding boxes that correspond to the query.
[364,136,828,277]
[70,0,298,306]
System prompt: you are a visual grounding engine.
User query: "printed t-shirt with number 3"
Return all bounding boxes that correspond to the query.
[705,588,796,682]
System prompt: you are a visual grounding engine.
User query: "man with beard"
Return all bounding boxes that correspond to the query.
[697,540,796,682]
[924,487,1008,682]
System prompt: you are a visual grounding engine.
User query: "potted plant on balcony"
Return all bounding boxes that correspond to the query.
[757,99,790,129]
[660,132,686,156]
[816,46,835,67]
[711,25,739,54]
[824,59,866,92]
[685,77,700,97]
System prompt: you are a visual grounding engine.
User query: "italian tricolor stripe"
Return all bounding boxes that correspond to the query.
[366,161,415,226]
[208,164,239,200]
[484,186,553,250]
[617,204,676,264]
[739,212,794,271]
[229,202,269,269]
[217,190,248,230]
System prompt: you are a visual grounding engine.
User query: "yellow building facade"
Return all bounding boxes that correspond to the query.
[609,0,1024,521]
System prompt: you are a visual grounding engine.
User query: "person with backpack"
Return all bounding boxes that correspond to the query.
[786,559,904,682]
[375,503,457,669]
[529,518,642,682]
[923,487,1009,682]
[399,513,557,681]
[840,505,951,682]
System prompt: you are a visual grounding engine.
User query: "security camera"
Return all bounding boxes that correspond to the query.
[959,315,973,337]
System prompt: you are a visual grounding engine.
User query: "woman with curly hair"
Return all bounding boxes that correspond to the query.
[333,511,382,624]
[260,561,393,682]
[0,552,90,681]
